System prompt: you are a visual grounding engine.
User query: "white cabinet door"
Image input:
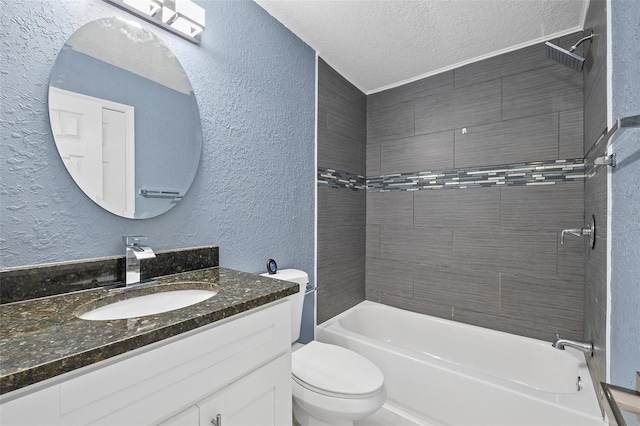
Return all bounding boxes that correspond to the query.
[158,406,199,426]
[197,354,291,426]
[0,386,60,426]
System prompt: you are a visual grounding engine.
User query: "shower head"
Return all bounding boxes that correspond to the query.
[545,42,585,72]
[545,33,594,72]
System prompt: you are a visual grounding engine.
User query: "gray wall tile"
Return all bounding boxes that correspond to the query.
[414,187,500,228]
[500,273,584,333]
[583,0,608,153]
[558,235,585,283]
[380,226,453,267]
[366,191,413,226]
[585,165,607,309]
[454,44,551,89]
[318,58,363,104]
[379,292,453,320]
[317,256,365,324]
[501,183,584,231]
[318,225,365,264]
[414,265,500,314]
[365,287,380,302]
[318,126,363,174]
[415,79,502,135]
[367,92,383,113]
[585,226,607,310]
[559,109,584,159]
[502,65,583,121]
[318,58,366,174]
[454,228,558,277]
[328,86,366,143]
[367,101,415,144]
[378,71,453,109]
[327,188,366,227]
[366,225,380,259]
[317,187,327,232]
[366,142,381,176]
[454,113,559,168]
[381,131,454,174]
[584,291,607,386]
[366,257,414,297]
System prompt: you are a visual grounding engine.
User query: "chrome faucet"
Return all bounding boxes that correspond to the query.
[123,236,156,287]
[552,336,593,356]
[561,215,596,247]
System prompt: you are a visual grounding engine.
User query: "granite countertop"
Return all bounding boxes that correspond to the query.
[0,267,298,396]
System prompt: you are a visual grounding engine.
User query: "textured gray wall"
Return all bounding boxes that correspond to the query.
[610,0,640,393]
[316,58,366,324]
[582,0,608,389]
[0,0,316,311]
[366,33,586,341]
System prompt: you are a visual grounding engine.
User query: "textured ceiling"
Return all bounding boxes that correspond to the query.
[255,0,588,94]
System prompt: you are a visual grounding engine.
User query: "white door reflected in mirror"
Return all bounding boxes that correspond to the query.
[50,87,135,218]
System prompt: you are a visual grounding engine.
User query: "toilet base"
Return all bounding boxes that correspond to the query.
[293,399,353,426]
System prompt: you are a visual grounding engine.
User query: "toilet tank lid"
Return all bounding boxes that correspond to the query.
[260,269,308,287]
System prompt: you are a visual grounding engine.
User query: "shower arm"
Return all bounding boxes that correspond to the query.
[569,33,594,52]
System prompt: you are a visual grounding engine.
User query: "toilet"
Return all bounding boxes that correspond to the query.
[261,269,386,426]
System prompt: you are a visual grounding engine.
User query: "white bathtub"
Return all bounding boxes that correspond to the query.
[317,301,606,426]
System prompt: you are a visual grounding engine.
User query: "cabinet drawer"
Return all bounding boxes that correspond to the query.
[60,301,290,426]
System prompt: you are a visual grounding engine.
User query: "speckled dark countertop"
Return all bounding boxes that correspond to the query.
[0,267,298,396]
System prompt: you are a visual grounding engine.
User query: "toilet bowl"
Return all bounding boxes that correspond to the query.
[261,269,386,426]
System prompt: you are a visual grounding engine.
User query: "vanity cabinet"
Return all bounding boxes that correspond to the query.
[160,353,290,426]
[0,301,292,426]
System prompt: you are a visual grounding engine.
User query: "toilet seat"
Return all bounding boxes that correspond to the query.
[292,341,384,399]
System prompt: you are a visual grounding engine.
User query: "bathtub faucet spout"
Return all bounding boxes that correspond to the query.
[552,336,593,357]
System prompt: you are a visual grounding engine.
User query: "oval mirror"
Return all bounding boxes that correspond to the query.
[48,17,202,219]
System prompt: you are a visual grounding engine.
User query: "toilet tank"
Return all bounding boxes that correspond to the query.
[260,269,308,343]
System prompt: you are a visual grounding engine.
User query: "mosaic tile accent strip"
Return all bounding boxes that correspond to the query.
[366,158,585,192]
[317,167,367,190]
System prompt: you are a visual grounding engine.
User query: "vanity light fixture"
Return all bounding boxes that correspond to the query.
[105,0,205,44]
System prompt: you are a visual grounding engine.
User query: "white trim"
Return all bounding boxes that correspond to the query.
[313,51,319,340]
[605,0,613,384]
[367,26,585,95]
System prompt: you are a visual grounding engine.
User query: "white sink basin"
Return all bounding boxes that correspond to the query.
[78,289,217,321]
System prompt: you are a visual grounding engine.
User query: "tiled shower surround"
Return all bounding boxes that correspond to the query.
[367,31,587,341]
[318,30,593,341]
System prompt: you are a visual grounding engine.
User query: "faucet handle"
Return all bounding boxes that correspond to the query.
[123,235,147,246]
[560,228,582,244]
